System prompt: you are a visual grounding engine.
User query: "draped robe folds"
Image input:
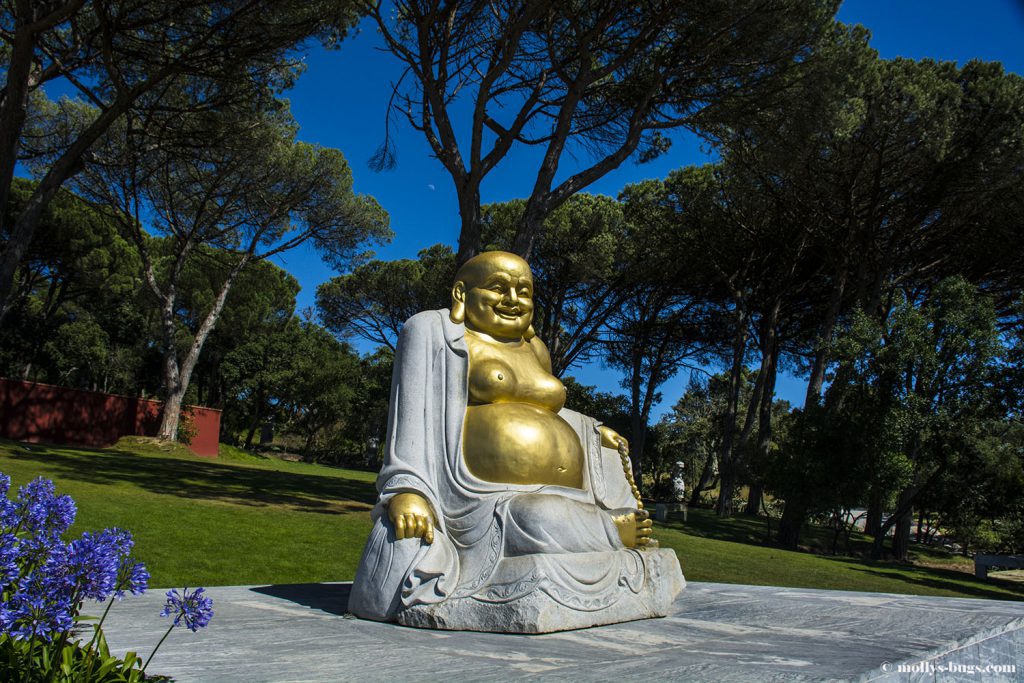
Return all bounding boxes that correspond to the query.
[349,309,680,627]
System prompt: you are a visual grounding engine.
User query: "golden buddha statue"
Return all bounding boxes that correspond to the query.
[349,251,684,633]
[390,251,651,546]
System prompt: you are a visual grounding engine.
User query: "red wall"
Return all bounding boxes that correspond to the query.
[0,378,221,457]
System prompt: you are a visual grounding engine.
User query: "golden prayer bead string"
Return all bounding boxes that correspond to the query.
[617,440,643,510]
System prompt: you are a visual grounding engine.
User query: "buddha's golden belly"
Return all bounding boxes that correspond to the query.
[463,403,584,489]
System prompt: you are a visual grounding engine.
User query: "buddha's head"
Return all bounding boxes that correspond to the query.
[450,251,534,340]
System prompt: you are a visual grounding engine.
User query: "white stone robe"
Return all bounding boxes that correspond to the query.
[349,309,642,621]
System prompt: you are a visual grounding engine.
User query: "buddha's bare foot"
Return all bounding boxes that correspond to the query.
[611,508,654,548]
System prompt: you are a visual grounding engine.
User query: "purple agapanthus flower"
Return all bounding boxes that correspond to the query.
[15,477,76,538]
[6,573,75,641]
[63,531,122,601]
[0,473,15,527]
[114,559,150,599]
[46,527,144,603]
[0,531,19,585]
[0,472,149,645]
[160,587,214,632]
[0,606,10,632]
[99,528,134,556]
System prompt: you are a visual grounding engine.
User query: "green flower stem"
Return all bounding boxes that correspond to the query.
[21,634,36,683]
[45,630,70,683]
[84,598,115,652]
[142,625,175,673]
[79,584,108,679]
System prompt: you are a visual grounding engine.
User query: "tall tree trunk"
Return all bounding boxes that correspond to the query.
[740,377,764,515]
[779,268,848,544]
[865,489,884,538]
[869,466,944,560]
[629,412,647,490]
[512,196,548,262]
[303,425,320,459]
[628,342,646,488]
[717,305,747,517]
[777,499,807,549]
[243,393,264,449]
[243,417,259,450]
[455,181,482,267]
[869,529,885,560]
[806,268,847,406]
[737,339,770,516]
[259,421,274,447]
[890,488,914,561]
[631,334,676,495]
[0,21,36,240]
[157,256,248,439]
[738,364,765,449]
[744,483,764,517]
[159,387,187,442]
[744,305,780,516]
[689,449,716,507]
[777,385,812,548]
[156,286,183,440]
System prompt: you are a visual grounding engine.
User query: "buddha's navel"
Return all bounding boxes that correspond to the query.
[462,334,583,488]
[463,403,584,488]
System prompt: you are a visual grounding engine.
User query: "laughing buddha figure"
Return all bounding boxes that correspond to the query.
[348,251,684,633]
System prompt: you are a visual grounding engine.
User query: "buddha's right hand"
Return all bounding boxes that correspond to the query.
[388,492,435,544]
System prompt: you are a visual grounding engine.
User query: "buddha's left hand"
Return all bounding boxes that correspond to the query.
[599,426,628,452]
[611,508,654,548]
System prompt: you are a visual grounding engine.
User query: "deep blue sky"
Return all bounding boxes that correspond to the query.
[132,2,1024,416]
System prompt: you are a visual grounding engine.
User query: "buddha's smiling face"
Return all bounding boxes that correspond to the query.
[454,252,534,340]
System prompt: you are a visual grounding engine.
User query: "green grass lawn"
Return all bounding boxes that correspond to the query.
[1,438,1021,601]
[0,438,376,588]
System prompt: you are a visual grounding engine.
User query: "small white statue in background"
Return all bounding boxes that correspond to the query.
[671,461,686,502]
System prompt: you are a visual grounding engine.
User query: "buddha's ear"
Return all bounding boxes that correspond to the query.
[450,281,466,324]
[525,324,536,340]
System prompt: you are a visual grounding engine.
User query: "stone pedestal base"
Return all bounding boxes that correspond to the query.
[397,548,684,633]
[653,502,688,522]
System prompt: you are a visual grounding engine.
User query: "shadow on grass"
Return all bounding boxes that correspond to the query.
[665,509,973,566]
[661,508,773,546]
[829,557,1024,601]
[2,444,377,514]
[250,583,352,616]
[659,507,1021,602]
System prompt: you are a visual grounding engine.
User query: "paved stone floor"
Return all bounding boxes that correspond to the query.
[100,582,1024,682]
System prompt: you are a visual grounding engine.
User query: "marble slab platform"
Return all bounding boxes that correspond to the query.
[100,582,1024,682]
